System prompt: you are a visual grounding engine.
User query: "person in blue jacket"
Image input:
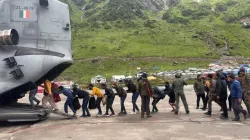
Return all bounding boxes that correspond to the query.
[228,73,248,121]
[58,86,76,116]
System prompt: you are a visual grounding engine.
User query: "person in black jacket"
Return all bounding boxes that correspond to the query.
[113,83,127,116]
[218,74,228,119]
[164,82,175,112]
[72,86,91,117]
[102,84,115,116]
[152,86,165,113]
[126,80,140,114]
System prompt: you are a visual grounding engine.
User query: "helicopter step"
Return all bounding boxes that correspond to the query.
[0,103,49,122]
[46,109,77,119]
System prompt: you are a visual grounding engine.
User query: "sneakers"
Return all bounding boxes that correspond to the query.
[130,112,137,115]
[220,116,228,120]
[36,101,40,107]
[204,111,211,116]
[123,112,127,115]
[171,110,175,112]
[232,118,240,121]
[244,113,248,120]
[110,113,116,117]
[200,107,206,110]
[96,113,102,117]
[175,111,178,115]
[147,115,152,118]
[118,112,123,116]
[186,111,190,114]
[103,113,110,117]
[196,107,199,109]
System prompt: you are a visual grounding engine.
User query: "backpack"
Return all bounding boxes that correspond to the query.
[73,98,81,110]
[88,97,96,109]
[153,86,165,99]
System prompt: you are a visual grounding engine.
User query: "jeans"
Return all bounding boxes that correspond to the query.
[220,99,228,117]
[29,87,40,106]
[196,94,206,108]
[228,94,232,109]
[132,92,139,112]
[152,98,160,112]
[64,98,76,114]
[120,95,127,113]
[141,95,150,116]
[82,96,90,116]
[106,97,115,114]
[232,98,247,120]
[96,97,103,115]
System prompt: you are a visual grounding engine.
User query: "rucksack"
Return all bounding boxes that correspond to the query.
[73,98,81,110]
[88,97,96,109]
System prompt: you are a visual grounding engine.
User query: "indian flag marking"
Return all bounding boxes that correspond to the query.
[19,10,30,19]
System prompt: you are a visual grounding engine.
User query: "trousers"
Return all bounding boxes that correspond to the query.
[106,97,115,114]
[29,87,40,106]
[207,95,220,112]
[220,99,228,117]
[243,92,250,114]
[64,98,76,114]
[132,92,140,112]
[42,95,58,110]
[175,92,189,112]
[196,94,206,108]
[82,97,90,116]
[141,95,150,116]
[232,98,247,119]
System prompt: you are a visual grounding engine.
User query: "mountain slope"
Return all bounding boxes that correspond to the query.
[59,0,250,82]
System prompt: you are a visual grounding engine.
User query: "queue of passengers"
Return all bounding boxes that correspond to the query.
[29,69,250,121]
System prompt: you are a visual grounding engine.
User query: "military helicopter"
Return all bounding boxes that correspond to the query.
[0,0,73,122]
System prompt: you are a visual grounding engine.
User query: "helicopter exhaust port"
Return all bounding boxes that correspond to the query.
[0,29,19,46]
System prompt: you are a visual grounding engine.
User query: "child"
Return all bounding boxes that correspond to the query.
[164,82,175,112]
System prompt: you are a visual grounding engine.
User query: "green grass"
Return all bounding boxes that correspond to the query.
[58,0,250,83]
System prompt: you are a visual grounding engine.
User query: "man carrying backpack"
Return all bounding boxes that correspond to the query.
[72,86,91,117]
[138,73,153,118]
[113,83,127,116]
[152,86,165,113]
[102,83,115,116]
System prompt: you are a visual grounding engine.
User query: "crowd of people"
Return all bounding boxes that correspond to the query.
[28,69,250,121]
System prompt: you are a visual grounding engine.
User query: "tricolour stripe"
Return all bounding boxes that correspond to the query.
[26,10,30,19]
[23,10,26,18]
[19,10,23,18]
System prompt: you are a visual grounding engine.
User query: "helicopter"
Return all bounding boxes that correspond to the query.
[0,0,73,122]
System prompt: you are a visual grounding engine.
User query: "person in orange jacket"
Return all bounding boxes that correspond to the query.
[89,84,104,116]
[41,79,58,111]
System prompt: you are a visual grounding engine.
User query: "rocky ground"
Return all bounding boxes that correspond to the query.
[1,85,250,140]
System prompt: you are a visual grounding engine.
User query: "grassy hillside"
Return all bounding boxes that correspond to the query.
[59,0,250,83]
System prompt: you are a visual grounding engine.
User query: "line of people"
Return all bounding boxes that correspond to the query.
[28,69,250,121]
[194,68,250,121]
